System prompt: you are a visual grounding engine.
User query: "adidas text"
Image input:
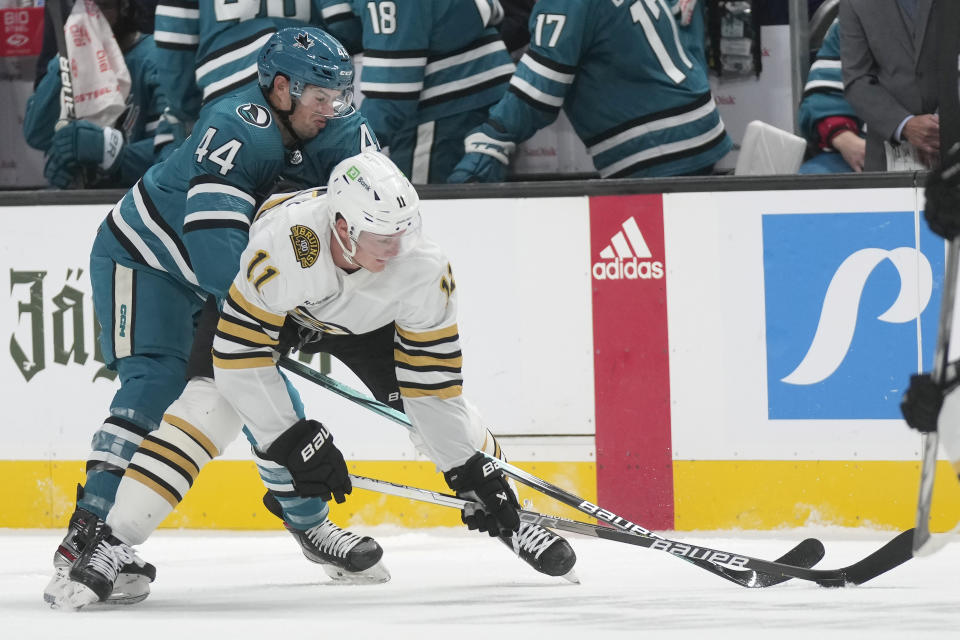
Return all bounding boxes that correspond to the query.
[592,258,664,280]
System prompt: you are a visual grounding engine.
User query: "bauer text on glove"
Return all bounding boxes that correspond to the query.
[264,419,352,503]
[444,452,520,537]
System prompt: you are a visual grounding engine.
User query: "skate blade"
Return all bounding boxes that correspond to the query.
[49,581,100,611]
[560,568,580,584]
[321,560,391,584]
[101,574,151,605]
[42,569,69,606]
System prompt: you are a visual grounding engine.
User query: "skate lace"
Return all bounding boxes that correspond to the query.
[304,520,363,559]
[512,522,557,560]
[87,538,136,582]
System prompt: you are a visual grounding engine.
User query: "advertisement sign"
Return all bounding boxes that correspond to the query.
[590,195,672,529]
[763,211,943,420]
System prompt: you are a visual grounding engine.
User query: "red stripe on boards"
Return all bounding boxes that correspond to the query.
[589,195,673,530]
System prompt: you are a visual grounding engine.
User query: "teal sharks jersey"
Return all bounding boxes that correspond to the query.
[488,0,731,177]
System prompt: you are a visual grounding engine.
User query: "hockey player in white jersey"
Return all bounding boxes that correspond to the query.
[59,150,576,609]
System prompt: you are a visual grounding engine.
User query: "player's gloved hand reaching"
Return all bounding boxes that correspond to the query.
[444,451,520,537]
[264,418,352,502]
[448,121,515,183]
[277,317,324,355]
[50,120,125,181]
[901,373,943,433]
[924,142,960,239]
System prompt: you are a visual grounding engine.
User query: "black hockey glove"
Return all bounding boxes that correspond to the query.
[264,419,352,503]
[900,373,943,433]
[277,317,324,355]
[444,452,520,537]
[924,143,960,240]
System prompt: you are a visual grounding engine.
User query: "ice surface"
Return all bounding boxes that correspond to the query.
[2,526,958,639]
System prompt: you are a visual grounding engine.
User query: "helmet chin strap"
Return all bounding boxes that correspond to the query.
[263,86,304,147]
[329,217,360,267]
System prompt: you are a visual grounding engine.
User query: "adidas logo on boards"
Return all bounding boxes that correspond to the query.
[592,216,664,280]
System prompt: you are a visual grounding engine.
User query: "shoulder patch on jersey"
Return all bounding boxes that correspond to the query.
[237,103,272,128]
[290,224,321,268]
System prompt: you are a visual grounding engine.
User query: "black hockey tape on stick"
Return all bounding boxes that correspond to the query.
[279,356,822,588]
[484,453,915,587]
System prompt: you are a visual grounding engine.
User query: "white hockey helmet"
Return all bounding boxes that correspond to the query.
[328,151,422,264]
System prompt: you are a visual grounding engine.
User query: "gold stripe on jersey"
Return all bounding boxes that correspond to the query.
[228,283,286,328]
[253,191,305,222]
[125,467,180,509]
[163,413,220,458]
[394,349,463,370]
[217,316,279,346]
[395,323,459,345]
[399,381,463,399]
[139,438,201,481]
[212,351,276,370]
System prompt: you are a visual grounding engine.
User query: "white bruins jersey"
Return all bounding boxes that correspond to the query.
[211,189,483,469]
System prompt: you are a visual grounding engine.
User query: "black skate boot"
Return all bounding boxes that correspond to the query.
[263,492,390,584]
[56,522,152,610]
[44,485,156,607]
[500,521,578,581]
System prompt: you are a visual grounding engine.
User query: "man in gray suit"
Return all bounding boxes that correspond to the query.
[839,0,939,170]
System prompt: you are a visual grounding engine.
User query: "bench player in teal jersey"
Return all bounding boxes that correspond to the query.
[44,26,380,608]
[797,20,866,174]
[325,0,513,183]
[23,0,179,189]
[153,0,362,123]
[448,0,732,182]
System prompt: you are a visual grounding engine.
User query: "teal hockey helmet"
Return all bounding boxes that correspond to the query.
[258,27,355,115]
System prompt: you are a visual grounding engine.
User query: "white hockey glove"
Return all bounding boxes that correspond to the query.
[444,452,520,537]
[448,122,515,183]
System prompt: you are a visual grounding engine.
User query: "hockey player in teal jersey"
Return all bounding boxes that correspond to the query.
[797,20,865,174]
[23,5,176,189]
[153,0,361,122]
[448,0,732,182]
[328,0,514,183]
[44,26,381,608]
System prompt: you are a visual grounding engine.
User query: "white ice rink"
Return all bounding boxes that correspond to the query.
[2,526,958,639]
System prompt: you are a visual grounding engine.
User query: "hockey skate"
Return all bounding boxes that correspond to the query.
[52,522,153,610]
[500,521,578,583]
[44,488,156,607]
[263,492,390,584]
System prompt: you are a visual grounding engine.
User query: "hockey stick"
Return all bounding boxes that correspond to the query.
[349,474,824,588]
[279,356,822,588]
[47,0,76,128]
[914,239,960,554]
[483,453,914,587]
[914,0,960,555]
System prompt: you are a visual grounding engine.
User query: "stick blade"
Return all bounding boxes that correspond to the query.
[753,538,826,587]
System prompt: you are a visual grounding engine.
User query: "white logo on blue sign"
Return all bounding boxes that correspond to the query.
[762,211,944,419]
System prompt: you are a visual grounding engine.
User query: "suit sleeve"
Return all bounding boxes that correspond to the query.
[839,0,911,142]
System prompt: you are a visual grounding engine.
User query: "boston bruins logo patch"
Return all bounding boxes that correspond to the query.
[290,224,320,268]
[237,103,272,128]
